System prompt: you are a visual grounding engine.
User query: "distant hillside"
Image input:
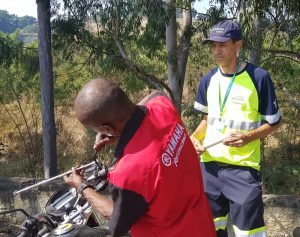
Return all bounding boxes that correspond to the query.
[0,10,37,34]
[19,23,38,45]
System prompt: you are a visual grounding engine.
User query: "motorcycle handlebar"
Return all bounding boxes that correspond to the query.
[14,160,100,196]
[17,217,39,237]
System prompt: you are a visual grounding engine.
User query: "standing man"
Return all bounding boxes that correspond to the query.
[191,20,281,237]
[64,79,216,237]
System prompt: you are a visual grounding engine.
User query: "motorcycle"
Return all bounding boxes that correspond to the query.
[0,154,124,237]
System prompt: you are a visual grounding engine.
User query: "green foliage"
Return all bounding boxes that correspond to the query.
[0,31,23,67]
[19,23,38,45]
[123,73,147,93]
[21,23,38,34]
[262,58,300,93]
[262,162,300,195]
[0,10,37,34]
[181,102,201,133]
[0,33,40,102]
[52,0,169,92]
[262,129,300,195]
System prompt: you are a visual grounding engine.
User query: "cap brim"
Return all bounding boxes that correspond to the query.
[203,36,231,44]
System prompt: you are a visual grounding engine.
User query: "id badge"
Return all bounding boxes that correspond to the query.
[215,117,225,134]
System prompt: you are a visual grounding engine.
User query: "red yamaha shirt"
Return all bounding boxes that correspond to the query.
[107,94,216,237]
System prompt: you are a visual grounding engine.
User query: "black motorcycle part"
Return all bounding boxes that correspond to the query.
[17,216,39,237]
[0,208,30,217]
[45,187,80,218]
[48,224,111,237]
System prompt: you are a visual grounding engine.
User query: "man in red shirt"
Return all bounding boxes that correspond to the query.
[64,79,216,237]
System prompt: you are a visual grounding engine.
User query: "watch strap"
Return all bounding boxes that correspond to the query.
[77,183,93,194]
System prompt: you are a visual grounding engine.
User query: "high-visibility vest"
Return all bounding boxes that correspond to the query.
[194,63,281,170]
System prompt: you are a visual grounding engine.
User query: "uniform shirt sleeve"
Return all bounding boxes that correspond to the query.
[194,69,215,114]
[108,183,148,237]
[253,68,281,125]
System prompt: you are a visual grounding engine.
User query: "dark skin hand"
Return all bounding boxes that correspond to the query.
[93,133,119,151]
[63,168,113,219]
[63,167,84,189]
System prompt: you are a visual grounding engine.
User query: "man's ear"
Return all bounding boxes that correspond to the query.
[236,40,243,50]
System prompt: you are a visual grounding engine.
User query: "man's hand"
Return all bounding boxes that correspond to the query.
[190,136,206,155]
[223,131,249,148]
[64,167,84,189]
[93,133,119,151]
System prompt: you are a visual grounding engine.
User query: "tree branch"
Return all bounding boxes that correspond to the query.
[259,50,300,113]
[262,49,300,64]
[109,29,174,101]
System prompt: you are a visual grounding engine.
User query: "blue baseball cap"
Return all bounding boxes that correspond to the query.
[203,20,242,43]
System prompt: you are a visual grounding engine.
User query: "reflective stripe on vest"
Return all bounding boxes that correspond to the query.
[233,225,266,237]
[208,116,261,131]
[214,215,228,231]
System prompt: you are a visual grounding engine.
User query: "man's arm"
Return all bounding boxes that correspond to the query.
[64,168,113,219]
[81,188,113,219]
[223,122,281,147]
[64,168,148,236]
[190,116,207,155]
[191,116,208,141]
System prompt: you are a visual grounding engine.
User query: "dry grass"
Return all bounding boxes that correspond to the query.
[0,101,99,178]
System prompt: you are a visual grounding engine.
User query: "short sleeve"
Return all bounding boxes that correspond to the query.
[194,69,215,114]
[108,184,148,237]
[257,72,281,125]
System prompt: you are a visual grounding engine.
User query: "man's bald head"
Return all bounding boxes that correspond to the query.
[74,79,134,129]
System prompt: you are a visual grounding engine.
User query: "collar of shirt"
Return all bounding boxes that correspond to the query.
[112,105,147,165]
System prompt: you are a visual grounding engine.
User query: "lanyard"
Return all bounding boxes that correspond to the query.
[218,62,241,116]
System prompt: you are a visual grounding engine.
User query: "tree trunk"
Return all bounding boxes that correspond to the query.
[165,0,180,111]
[236,0,263,65]
[236,0,245,23]
[37,0,57,178]
[248,14,263,65]
[177,1,192,112]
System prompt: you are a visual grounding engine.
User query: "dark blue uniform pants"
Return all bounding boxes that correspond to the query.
[200,162,265,237]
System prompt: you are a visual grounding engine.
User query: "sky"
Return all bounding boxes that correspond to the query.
[0,0,211,18]
[0,0,38,17]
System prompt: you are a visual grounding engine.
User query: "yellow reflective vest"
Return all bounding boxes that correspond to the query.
[194,63,281,170]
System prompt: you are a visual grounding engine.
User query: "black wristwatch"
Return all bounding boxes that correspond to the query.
[77,183,93,194]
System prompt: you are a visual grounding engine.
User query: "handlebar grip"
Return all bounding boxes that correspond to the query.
[17,217,39,237]
[17,229,29,237]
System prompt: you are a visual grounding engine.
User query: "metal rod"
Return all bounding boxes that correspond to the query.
[13,160,97,196]
[203,137,226,150]
[0,208,30,217]
[202,133,245,150]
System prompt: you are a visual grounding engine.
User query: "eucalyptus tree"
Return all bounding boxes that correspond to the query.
[52,0,196,111]
[245,0,300,112]
[37,0,57,178]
